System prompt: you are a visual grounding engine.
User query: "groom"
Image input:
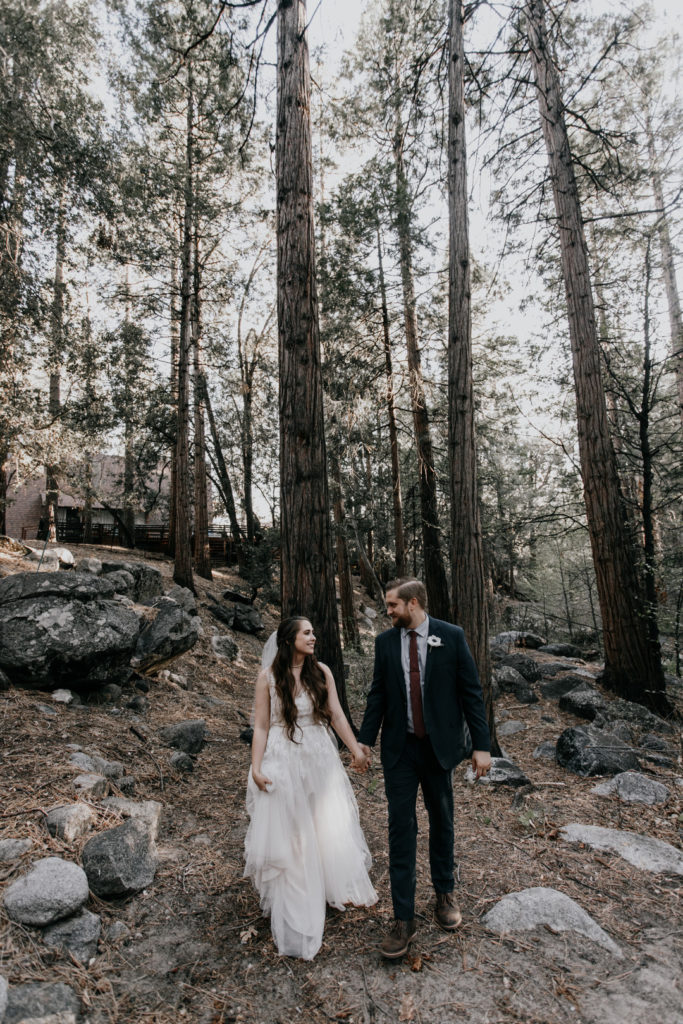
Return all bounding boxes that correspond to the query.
[358,577,491,958]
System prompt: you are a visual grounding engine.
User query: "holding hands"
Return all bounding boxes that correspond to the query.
[352,743,372,774]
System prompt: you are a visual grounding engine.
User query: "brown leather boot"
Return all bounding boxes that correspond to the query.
[380,918,417,958]
[434,892,462,931]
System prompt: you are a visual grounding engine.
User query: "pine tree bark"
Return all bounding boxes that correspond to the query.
[392,117,450,618]
[647,122,683,429]
[168,224,181,557]
[192,226,212,580]
[277,0,346,703]
[202,376,244,545]
[377,226,406,576]
[524,0,668,712]
[330,418,361,651]
[46,191,67,543]
[447,0,498,751]
[173,68,195,592]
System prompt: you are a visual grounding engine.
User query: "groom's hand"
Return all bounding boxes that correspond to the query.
[471,750,491,779]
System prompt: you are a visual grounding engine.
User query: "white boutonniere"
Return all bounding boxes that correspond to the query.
[427,635,443,650]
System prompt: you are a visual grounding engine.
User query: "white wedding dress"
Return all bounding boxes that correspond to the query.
[244,675,377,959]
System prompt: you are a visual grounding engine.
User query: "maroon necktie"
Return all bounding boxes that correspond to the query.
[408,630,426,738]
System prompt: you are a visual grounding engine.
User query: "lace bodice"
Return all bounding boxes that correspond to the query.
[269,675,318,730]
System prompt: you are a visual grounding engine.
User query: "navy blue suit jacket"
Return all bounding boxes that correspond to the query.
[357,617,491,771]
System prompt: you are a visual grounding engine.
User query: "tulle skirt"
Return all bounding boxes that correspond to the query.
[244,722,377,959]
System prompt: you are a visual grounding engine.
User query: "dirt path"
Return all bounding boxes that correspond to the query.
[1,548,681,1023]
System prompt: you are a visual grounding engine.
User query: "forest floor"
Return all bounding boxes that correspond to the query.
[0,544,682,1024]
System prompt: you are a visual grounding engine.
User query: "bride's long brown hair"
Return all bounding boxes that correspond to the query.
[271,617,331,742]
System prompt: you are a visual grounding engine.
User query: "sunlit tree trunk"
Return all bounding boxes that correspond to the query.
[173,66,195,592]
[524,0,667,712]
[192,225,212,580]
[447,0,498,753]
[168,223,181,558]
[277,0,346,705]
[46,191,67,543]
[377,226,406,576]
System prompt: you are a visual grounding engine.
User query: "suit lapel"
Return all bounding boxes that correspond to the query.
[424,617,444,691]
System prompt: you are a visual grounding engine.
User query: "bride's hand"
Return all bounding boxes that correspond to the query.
[352,747,371,774]
[252,769,272,792]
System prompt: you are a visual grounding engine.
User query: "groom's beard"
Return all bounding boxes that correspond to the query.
[391,612,412,629]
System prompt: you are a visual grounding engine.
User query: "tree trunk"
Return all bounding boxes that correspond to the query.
[173,68,195,593]
[46,191,67,543]
[277,0,346,706]
[122,283,136,551]
[330,419,361,651]
[377,226,406,576]
[83,454,93,544]
[192,225,212,580]
[168,223,181,558]
[392,117,450,618]
[447,0,499,752]
[647,121,683,429]
[202,376,244,545]
[524,0,668,713]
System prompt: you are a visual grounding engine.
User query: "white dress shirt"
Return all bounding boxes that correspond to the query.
[400,615,430,734]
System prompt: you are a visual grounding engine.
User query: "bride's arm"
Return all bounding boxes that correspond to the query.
[320,664,371,773]
[251,669,272,791]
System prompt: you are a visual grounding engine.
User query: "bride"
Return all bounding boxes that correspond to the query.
[244,616,377,959]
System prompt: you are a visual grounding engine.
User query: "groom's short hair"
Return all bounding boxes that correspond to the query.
[386,577,427,608]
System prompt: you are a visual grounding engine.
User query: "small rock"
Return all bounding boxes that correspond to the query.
[533,741,557,760]
[222,586,254,605]
[483,887,621,956]
[592,771,670,805]
[239,727,253,745]
[491,631,546,650]
[559,683,607,720]
[81,818,158,898]
[499,653,541,682]
[231,603,264,635]
[160,719,207,754]
[560,823,683,875]
[464,757,530,787]
[497,720,526,737]
[99,683,123,703]
[600,719,635,744]
[73,774,108,799]
[3,857,89,926]
[46,804,94,843]
[493,665,527,692]
[170,751,194,773]
[3,981,81,1024]
[360,605,378,620]
[100,798,162,840]
[75,557,102,575]
[99,569,136,597]
[639,732,676,754]
[126,694,149,712]
[42,908,101,964]
[134,676,150,693]
[117,776,137,795]
[0,838,33,862]
[540,674,592,699]
[211,635,239,662]
[106,920,131,942]
[52,689,80,706]
[70,752,123,779]
[37,703,58,716]
[131,599,200,672]
[538,661,579,677]
[538,643,583,658]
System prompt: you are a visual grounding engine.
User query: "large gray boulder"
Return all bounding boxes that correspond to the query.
[559,683,608,720]
[3,982,81,1024]
[560,823,683,875]
[593,696,675,735]
[541,674,594,699]
[3,857,89,926]
[538,642,583,658]
[483,887,622,956]
[100,561,163,603]
[0,572,142,689]
[556,724,640,776]
[81,818,158,897]
[592,771,670,805]
[131,597,200,671]
[42,908,101,963]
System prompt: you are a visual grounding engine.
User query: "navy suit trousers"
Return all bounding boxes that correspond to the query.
[383,733,454,920]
